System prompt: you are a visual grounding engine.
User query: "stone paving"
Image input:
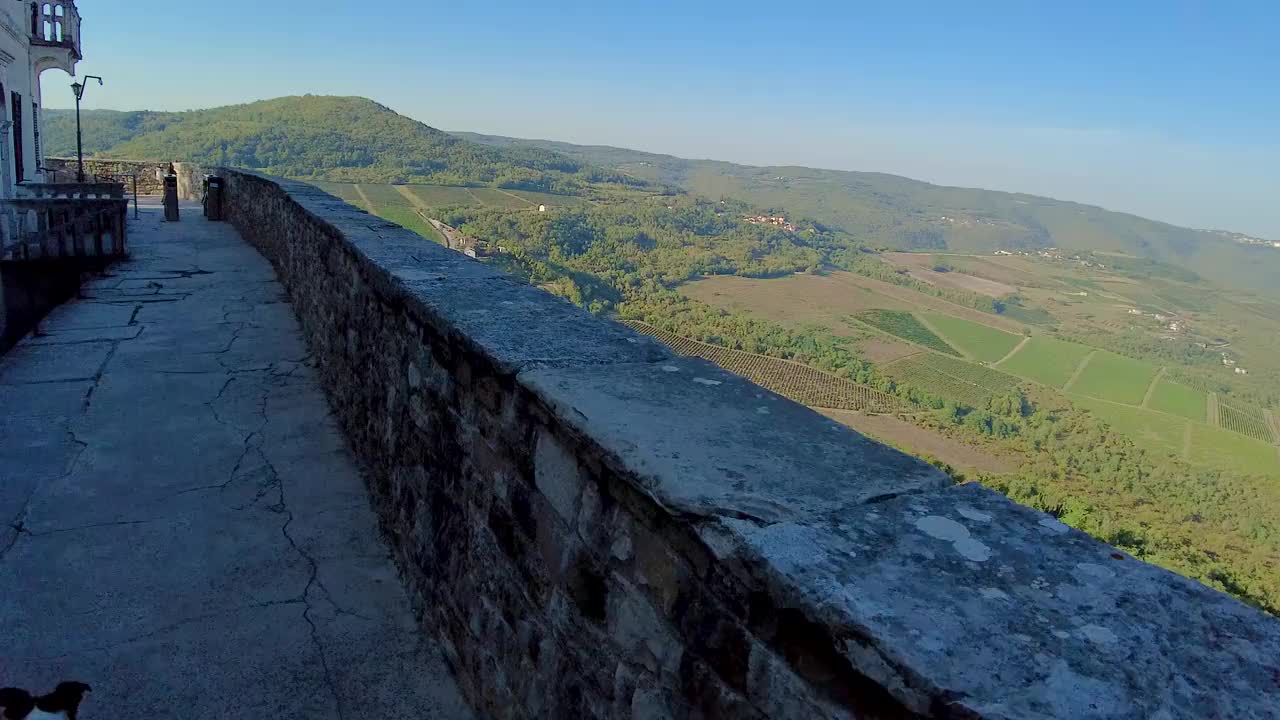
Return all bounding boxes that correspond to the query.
[0,201,475,719]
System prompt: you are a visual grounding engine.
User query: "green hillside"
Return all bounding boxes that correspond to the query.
[453,131,1280,297]
[42,97,644,191]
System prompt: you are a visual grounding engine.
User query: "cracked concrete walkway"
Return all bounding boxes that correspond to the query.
[0,201,475,719]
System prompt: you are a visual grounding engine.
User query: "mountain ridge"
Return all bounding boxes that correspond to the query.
[451,130,1280,297]
[37,95,1278,296]
[41,96,644,193]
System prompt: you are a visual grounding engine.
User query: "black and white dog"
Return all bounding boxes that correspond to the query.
[0,683,91,720]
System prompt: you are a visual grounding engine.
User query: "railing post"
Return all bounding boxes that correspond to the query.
[93,208,103,256]
[163,175,179,221]
[113,204,126,255]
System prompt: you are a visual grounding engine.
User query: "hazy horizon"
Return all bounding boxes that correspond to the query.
[41,1,1280,238]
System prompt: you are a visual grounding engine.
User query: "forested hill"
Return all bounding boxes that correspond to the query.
[453,131,1280,297]
[41,96,642,192]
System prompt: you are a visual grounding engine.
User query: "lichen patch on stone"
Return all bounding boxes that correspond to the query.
[956,506,993,523]
[915,515,969,542]
[914,515,992,562]
[1038,517,1071,535]
[1076,624,1119,645]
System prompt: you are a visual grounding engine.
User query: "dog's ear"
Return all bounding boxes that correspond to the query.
[46,683,92,720]
[0,688,35,719]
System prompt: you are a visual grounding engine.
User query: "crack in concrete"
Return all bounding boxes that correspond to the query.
[88,297,185,305]
[19,599,311,660]
[21,519,155,537]
[27,335,140,347]
[0,376,97,386]
[82,339,122,412]
[280,468,349,720]
[0,430,90,562]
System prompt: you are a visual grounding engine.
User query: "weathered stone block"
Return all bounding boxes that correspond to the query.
[534,430,586,527]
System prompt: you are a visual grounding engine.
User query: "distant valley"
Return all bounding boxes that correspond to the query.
[452,131,1280,298]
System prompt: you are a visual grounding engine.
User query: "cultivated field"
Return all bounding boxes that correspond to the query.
[1070,351,1160,405]
[679,271,1027,333]
[678,273,918,336]
[1218,401,1276,444]
[882,352,1020,409]
[510,189,592,208]
[921,312,1023,363]
[312,181,588,212]
[819,409,1018,475]
[1146,380,1208,421]
[881,253,1019,296]
[310,180,369,208]
[1187,423,1278,476]
[856,310,959,355]
[346,184,445,243]
[996,335,1093,388]
[402,184,475,206]
[623,321,905,413]
[854,336,920,364]
[1071,395,1187,460]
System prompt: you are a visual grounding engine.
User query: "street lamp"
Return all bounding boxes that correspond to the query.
[70,75,103,183]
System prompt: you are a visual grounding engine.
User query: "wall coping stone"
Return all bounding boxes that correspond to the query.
[219,167,1280,719]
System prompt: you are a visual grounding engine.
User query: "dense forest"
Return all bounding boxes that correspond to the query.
[42,97,646,191]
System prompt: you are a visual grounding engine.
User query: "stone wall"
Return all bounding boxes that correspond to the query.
[0,256,109,352]
[216,168,1280,720]
[43,157,169,195]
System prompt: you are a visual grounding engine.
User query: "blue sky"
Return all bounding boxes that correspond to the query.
[45,1,1280,237]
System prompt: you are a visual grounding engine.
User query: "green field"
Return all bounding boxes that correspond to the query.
[314,182,591,213]
[342,184,445,244]
[921,312,1023,363]
[1147,380,1207,421]
[467,187,532,209]
[509,189,592,208]
[997,335,1093,388]
[1072,395,1187,460]
[1070,351,1160,405]
[857,310,959,355]
[310,180,369,209]
[1188,423,1278,476]
[883,352,1020,409]
[403,184,476,207]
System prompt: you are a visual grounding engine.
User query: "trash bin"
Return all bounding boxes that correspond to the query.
[163,175,180,222]
[205,176,225,221]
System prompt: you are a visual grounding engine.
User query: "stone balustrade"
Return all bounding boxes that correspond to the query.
[17,181,124,199]
[211,167,1280,720]
[1,196,127,260]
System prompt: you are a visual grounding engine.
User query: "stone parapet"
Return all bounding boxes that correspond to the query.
[216,168,1280,720]
[43,157,168,194]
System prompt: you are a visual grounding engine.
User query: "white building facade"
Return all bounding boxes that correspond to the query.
[0,0,80,198]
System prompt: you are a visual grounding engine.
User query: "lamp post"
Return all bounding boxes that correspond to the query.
[70,75,103,183]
